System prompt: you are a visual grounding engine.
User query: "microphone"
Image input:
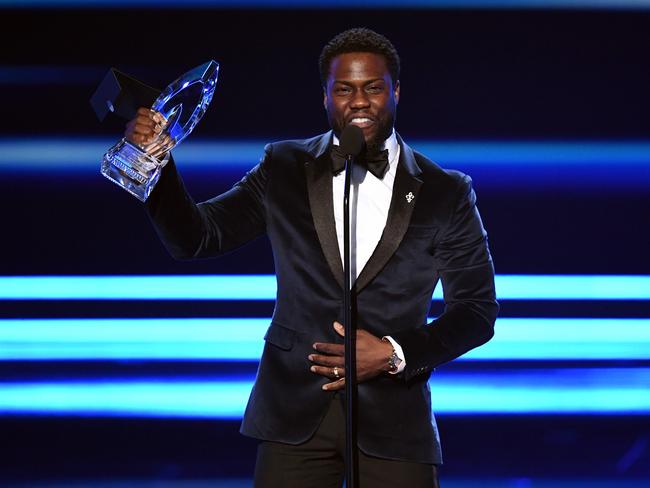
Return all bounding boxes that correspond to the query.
[339,124,365,158]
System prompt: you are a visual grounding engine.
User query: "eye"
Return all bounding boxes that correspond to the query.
[335,86,352,95]
[366,84,384,94]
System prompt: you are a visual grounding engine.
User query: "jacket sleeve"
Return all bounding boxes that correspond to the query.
[144,144,271,260]
[390,173,499,381]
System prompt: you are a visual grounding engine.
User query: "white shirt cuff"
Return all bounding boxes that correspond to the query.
[383,335,406,374]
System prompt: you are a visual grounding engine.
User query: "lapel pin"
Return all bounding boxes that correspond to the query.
[405,192,415,203]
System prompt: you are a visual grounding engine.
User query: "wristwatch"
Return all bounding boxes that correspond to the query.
[382,337,403,374]
[388,349,403,373]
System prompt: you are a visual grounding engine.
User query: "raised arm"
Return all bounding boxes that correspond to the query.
[125,107,270,260]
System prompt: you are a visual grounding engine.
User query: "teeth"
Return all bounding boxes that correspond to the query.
[351,117,372,123]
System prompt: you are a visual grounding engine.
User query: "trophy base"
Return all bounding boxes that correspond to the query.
[101,139,162,202]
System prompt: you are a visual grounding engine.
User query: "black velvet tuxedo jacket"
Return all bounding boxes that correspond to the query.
[145,131,498,465]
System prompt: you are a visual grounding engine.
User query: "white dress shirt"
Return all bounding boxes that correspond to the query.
[332,130,406,373]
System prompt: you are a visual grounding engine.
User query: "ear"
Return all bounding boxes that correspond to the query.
[323,89,328,109]
[393,80,400,104]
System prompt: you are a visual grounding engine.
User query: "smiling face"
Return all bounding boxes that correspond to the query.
[323,52,400,151]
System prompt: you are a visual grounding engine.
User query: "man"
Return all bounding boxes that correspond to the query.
[126,28,497,488]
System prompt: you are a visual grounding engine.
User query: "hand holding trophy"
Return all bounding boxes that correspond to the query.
[124,107,173,157]
[100,61,219,201]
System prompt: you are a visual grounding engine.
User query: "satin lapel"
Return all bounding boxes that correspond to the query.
[304,134,344,289]
[354,138,423,294]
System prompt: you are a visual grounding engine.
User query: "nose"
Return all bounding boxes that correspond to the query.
[350,88,370,109]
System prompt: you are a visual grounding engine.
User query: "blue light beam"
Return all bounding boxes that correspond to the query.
[0,275,648,300]
[3,138,650,169]
[1,368,649,417]
[1,318,649,361]
[2,138,648,189]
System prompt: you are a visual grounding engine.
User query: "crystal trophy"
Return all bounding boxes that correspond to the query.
[101,60,219,201]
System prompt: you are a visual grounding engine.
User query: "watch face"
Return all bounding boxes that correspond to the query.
[389,351,402,372]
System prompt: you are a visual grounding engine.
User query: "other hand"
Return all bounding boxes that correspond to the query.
[308,321,394,391]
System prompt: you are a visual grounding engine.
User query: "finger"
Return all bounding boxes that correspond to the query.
[133,116,163,135]
[130,113,156,131]
[149,145,166,158]
[136,107,153,117]
[312,342,344,356]
[132,125,164,146]
[134,112,156,124]
[151,135,174,157]
[333,321,345,337]
[125,132,149,146]
[309,365,345,379]
[143,140,163,156]
[126,124,154,142]
[131,110,164,133]
[308,353,344,367]
[160,133,173,148]
[131,132,156,146]
[135,107,165,123]
[149,109,167,124]
[131,122,159,136]
[322,378,345,391]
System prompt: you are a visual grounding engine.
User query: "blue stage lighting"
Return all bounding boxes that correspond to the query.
[495,275,650,300]
[0,275,277,300]
[0,318,269,361]
[1,368,649,417]
[466,318,650,360]
[1,138,648,168]
[1,318,649,361]
[0,275,648,300]
[2,138,649,189]
[0,380,248,419]
[0,139,264,171]
[1,138,650,189]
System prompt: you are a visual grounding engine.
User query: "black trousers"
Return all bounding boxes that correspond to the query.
[254,395,440,488]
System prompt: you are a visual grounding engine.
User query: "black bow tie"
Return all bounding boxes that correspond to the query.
[330,145,390,180]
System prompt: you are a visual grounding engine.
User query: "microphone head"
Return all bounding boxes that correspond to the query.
[339,124,366,157]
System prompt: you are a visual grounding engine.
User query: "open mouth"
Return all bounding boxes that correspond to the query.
[348,117,374,128]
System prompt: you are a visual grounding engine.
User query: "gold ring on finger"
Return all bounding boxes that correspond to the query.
[333,367,340,379]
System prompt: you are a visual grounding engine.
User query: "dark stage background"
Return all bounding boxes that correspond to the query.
[1,3,649,487]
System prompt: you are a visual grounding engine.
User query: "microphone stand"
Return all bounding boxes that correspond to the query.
[343,154,358,488]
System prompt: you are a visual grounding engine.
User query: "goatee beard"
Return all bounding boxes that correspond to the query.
[365,123,394,155]
[365,137,384,155]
